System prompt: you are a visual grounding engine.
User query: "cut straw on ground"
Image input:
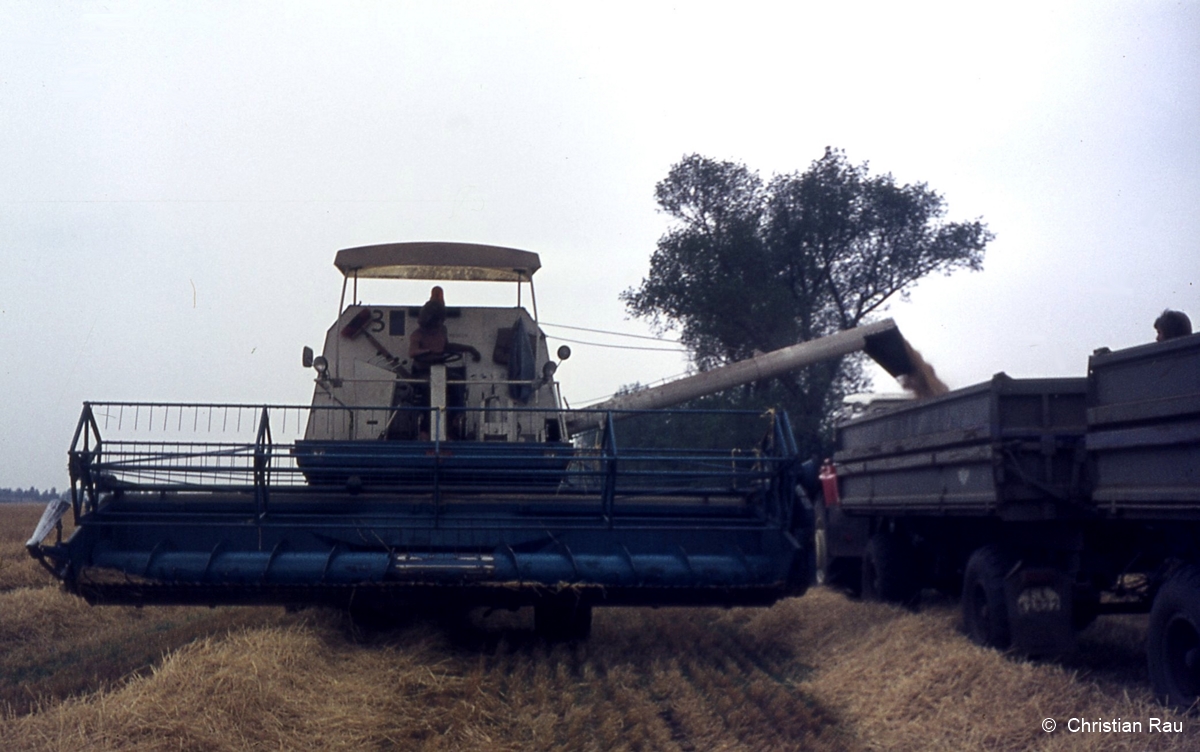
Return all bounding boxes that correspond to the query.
[2,504,1194,751]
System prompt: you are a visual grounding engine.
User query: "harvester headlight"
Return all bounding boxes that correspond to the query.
[313,356,329,376]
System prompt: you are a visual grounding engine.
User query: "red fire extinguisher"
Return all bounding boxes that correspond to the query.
[819,459,839,506]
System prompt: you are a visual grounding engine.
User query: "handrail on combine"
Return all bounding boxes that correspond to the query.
[66,400,799,528]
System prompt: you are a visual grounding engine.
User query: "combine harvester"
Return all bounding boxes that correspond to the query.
[28,242,913,639]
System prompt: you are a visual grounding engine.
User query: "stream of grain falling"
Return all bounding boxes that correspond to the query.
[897,340,949,398]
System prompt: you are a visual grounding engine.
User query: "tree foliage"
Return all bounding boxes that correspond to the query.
[622,148,992,457]
[0,485,60,503]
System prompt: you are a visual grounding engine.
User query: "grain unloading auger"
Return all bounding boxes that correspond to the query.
[28,242,914,638]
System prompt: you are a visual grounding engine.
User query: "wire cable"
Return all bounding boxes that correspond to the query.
[571,368,696,406]
[539,320,682,344]
[544,334,690,353]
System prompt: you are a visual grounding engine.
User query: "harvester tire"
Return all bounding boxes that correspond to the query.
[861,531,918,607]
[347,602,403,631]
[961,545,1013,649]
[535,600,592,642]
[1147,565,1200,710]
[1072,587,1100,632]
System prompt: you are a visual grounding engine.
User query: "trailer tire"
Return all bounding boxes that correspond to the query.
[861,532,918,607]
[962,545,1013,649]
[1147,565,1200,710]
[534,600,592,642]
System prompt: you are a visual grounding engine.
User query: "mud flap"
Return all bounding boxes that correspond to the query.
[1004,566,1076,657]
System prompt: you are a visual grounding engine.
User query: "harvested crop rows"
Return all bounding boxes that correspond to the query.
[2,504,1195,751]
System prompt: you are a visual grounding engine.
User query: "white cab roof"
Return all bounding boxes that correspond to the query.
[334,242,541,282]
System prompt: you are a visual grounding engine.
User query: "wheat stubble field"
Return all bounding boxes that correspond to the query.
[1,503,1194,751]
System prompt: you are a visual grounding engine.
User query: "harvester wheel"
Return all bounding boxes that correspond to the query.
[961,545,1014,649]
[347,602,402,631]
[861,531,918,607]
[1147,565,1200,710]
[1072,587,1100,632]
[534,600,592,642]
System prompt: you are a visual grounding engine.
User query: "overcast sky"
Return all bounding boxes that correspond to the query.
[2,1,1197,490]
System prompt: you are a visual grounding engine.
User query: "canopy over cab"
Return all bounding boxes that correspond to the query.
[335,242,541,281]
[334,242,542,319]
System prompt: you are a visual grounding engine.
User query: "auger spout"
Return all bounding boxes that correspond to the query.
[568,318,914,433]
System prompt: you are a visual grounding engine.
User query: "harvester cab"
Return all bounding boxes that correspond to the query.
[285,243,580,491]
[303,242,567,446]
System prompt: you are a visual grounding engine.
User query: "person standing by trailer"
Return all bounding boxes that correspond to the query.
[1154,309,1192,341]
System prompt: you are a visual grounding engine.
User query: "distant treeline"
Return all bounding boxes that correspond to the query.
[0,487,62,504]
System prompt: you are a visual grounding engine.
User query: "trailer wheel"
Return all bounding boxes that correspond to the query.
[534,600,592,642]
[1148,565,1200,710]
[861,532,918,607]
[961,545,1013,649]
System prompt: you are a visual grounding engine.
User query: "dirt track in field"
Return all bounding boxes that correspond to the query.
[3,503,1195,751]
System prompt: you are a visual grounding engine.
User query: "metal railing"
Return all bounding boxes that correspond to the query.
[68,401,798,525]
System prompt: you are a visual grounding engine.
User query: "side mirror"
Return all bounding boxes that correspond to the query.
[302,346,314,368]
[556,345,571,361]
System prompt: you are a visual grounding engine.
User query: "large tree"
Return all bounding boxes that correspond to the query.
[622,148,992,457]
